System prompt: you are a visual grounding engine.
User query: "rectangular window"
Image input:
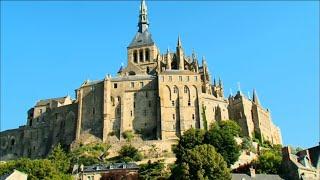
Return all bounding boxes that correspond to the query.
[131,82,135,88]
[169,76,172,82]
[140,82,144,87]
[131,110,133,117]
[173,114,175,120]
[186,76,190,82]
[194,76,198,81]
[179,76,182,81]
[113,83,118,88]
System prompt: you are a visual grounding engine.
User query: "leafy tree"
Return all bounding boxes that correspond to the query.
[139,160,169,180]
[253,149,282,174]
[217,120,241,137]
[174,128,205,163]
[118,144,142,162]
[171,144,231,180]
[0,158,71,180]
[48,144,70,173]
[205,122,241,167]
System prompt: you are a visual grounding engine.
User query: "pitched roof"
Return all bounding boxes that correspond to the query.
[128,30,154,48]
[82,163,139,173]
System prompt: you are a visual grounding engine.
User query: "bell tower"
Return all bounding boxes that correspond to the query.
[125,0,159,75]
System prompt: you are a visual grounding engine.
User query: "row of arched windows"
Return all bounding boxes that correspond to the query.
[164,85,198,107]
[133,48,150,63]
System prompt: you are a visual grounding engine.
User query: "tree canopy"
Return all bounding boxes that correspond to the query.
[171,144,231,180]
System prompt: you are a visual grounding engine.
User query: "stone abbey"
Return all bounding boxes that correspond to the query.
[0,0,282,160]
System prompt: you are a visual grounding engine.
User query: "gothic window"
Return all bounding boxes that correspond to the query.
[145,49,150,61]
[173,86,178,94]
[133,50,138,63]
[139,50,143,62]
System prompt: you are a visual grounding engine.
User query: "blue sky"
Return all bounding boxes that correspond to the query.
[1,1,319,148]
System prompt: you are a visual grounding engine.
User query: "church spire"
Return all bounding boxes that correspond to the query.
[177,35,182,47]
[252,89,261,105]
[138,0,149,33]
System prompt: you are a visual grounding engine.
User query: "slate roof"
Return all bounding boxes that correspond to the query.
[83,163,139,173]
[232,173,284,180]
[128,30,154,48]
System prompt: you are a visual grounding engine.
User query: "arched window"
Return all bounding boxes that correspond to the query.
[11,139,15,146]
[133,50,138,63]
[139,50,144,62]
[174,86,178,94]
[145,49,150,61]
[184,86,189,93]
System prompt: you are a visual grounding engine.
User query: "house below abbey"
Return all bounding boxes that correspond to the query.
[0,0,282,160]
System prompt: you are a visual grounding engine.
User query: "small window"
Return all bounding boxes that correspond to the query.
[169,76,172,82]
[92,108,95,115]
[179,76,182,81]
[172,114,175,120]
[140,82,144,87]
[188,100,191,106]
[131,82,135,88]
[134,102,136,108]
[186,76,190,82]
[130,110,133,117]
[172,101,175,106]
[192,114,195,120]
[145,92,148,98]
[114,83,118,88]
[194,76,198,81]
[146,66,150,73]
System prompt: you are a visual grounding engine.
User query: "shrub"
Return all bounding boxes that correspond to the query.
[118,144,143,162]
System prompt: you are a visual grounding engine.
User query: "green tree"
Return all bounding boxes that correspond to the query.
[139,160,169,180]
[254,149,282,174]
[241,137,255,152]
[217,120,241,137]
[205,122,241,167]
[0,158,71,180]
[118,144,143,162]
[174,128,205,163]
[48,144,70,173]
[171,144,231,180]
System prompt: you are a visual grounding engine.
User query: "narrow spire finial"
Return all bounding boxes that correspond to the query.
[177,35,182,47]
[138,0,149,33]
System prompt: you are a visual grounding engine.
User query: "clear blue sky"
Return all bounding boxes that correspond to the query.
[1,1,319,148]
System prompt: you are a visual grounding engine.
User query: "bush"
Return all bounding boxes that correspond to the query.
[139,160,169,180]
[122,130,134,142]
[70,143,111,166]
[253,149,282,174]
[118,144,143,162]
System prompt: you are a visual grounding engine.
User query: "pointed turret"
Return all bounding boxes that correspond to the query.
[252,89,261,105]
[213,78,217,86]
[138,0,149,33]
[176,35,184,70]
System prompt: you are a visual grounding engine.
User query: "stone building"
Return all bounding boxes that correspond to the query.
[0,0,282,160]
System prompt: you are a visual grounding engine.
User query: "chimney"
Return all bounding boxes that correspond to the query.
[249,167,256,177]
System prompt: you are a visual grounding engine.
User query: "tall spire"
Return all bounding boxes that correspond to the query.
[177,35,182,47]
[138,0,149,33]
[252,89,261,105]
